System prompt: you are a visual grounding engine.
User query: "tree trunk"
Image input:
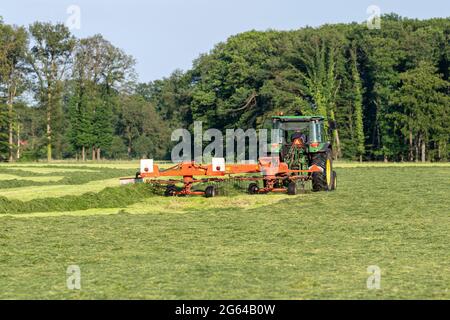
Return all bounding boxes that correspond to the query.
[421,139,426,163]
[16,123,20,160]
[92,146,96,161]
[409,129,414,162]
[415,139,419,163]
[329,110,341,159]
[334,129,342,159]
[82,146,86,161]
[359,155,363,163]
[31,118,36,150]
[96,148,101,161]
[47,89,52,162]
[8,92,14,162]
[127,126,132,158]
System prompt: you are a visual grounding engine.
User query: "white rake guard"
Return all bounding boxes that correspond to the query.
[140,159,154,174]
[212,157,226,172]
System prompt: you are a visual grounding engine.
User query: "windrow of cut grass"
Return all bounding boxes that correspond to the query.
[1,178,124,201]
[0,184,160,214]
[1,166,99,174]
[0,174,64,182]
[0,178,63,189]
[0,166,136,189]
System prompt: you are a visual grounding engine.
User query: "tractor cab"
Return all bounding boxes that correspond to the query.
[264,115,329,174]
[258,115,336,192]
[270,116,327,154]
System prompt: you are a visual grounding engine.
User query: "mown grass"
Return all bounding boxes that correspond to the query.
[0,164,449,299]
[0,179,123,201]
[0,174,64,182]
[0,184,161,213]
[0,166,135,190]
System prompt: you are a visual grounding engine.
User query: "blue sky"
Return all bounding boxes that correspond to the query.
[1,0,448,82]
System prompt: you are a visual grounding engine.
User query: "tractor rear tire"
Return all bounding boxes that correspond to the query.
[248,183,259,195]
[312,149,333,192]
[205,186,217,198]
[287,182,297,195]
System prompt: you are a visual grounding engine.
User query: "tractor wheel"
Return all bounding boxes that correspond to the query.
[164,185,177,197]
[331,171,337,191]
[287,182,297,195]
[248,183,260,195]
[312,149,334,192]
[205,186,217,198]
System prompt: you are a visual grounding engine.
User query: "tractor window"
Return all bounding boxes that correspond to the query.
[315,122,322,142]
[309,121,323,143]
[280,122,310,144]
[280,122,310,132]
[320,122,327,141]
[309,122,317,142]
[270,120,283,144]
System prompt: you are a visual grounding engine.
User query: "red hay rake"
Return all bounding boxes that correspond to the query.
[120,158,323,197]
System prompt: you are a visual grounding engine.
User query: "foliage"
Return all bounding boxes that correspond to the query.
[0,21,28,161]
[27,22,76,161]
[0,15,449,162]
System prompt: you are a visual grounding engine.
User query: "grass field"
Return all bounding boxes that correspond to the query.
[0,162,449,299]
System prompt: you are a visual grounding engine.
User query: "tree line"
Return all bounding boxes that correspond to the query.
[0,14,449,162]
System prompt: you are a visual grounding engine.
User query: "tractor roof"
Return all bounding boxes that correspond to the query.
[272,115,324,122]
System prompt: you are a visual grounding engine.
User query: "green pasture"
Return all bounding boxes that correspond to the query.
[0,162,449,299]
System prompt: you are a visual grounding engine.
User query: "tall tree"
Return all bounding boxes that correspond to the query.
[67,82,94,160]
[69,35,135,160]
[0,22,28,161]
[350,45,365,162]
[295,34,343,157]
[117,94,170,159]
[393,61,449,162]
[27,22,75,161]
[0,18,9,159]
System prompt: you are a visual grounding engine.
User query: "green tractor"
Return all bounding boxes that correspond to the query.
[269,115,337,192]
